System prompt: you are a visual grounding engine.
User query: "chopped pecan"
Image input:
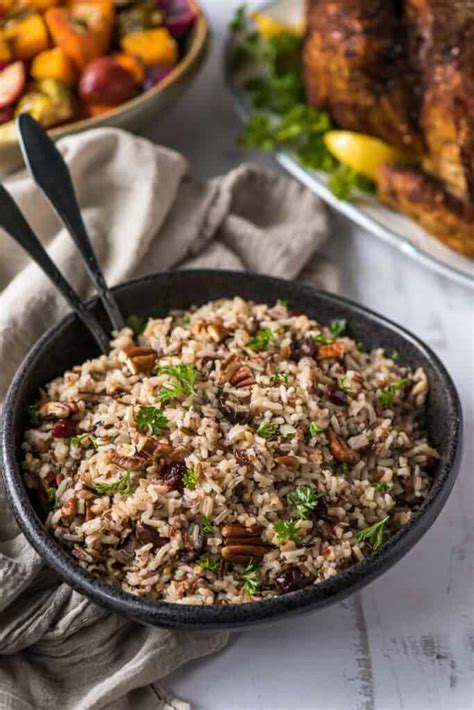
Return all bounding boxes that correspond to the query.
[207,319,229,343]
[84,500,94,522]
[124,346,157,374]
[327,427,360,465]
[39,401,79,420]
[109,452,148,470]
[221,544,270,564]
[317,341,345,360]
[218,353,241,385]
[274,455,299,468]
[61,497,77,522]
[221,523,262,539]
[230,365,255,388]
[169,445,190,460]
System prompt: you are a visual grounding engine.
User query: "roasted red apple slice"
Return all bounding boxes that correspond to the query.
[0,61,26,109]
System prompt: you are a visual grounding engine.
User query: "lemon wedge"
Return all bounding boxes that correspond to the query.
[251,11,304,38]
[323,131,410,181]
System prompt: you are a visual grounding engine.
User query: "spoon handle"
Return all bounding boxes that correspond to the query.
[0,184,110,354]
[17,114,124,332]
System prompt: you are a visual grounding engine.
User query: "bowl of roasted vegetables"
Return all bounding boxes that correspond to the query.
[0,0,208,173]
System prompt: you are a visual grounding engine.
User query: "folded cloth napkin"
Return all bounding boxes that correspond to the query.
[0,128,335,710]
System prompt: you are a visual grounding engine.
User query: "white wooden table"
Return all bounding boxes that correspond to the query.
[149,3,474,707]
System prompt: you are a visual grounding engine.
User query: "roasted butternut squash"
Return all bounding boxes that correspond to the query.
[31,48,77,87]
[4,14,50,60]
[45,7,102,70]
[120,28,178,67]
[0,37,11,64]
[69,0,115,54]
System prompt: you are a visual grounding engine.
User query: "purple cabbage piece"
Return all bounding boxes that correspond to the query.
[143,65,174,91]
[155,0,197,38]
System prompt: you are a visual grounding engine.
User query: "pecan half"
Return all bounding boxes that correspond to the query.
[221,544,270,564]
[109,452,148,470]
[39,401,79,420]
[230,365,254,388]
[317,341,345,360]
[207,319,228,343]
[124,346,157,373]
[222,523,262,539]
[274,455,299,468]
[327,427,360,465]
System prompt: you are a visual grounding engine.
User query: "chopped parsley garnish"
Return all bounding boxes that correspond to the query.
[391,350,400,361]
[46,487,56,505]
[329,319,347,338]
[157,363,197,401]
[282,432,295,441]
[179,314,191,326]
[242,558,261,595]
[256,421,279,438]
[311,333,332,345]
[356,516,389,550]
[374,481,389,492]
[126,314,147,340]
[328,165,375,200]
[70,433,98,448]
[247,327,274,352]
[200,516,215,536]
[340,462,349,475]
[287,485,324,520]
[378,378,408,408]
[27,403,40,425]
[229,4,247,32]
[356,341,366,353]
[136,406,169,435]
[274,519,300,543]
[277,299,288,308]
[338,378,353,396]
[183,466,199,490]
[309,421,322,436]
[197,554,219,571]
[270,372,289,384]
[92,472,134,495]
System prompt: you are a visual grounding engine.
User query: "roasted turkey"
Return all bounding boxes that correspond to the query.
[303,0,474,256]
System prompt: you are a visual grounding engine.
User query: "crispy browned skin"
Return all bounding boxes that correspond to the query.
[406,0,474,202]
[303,0,422,153]
[378,164,474,258]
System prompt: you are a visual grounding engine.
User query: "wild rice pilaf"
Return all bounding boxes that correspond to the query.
[22,297,438,604]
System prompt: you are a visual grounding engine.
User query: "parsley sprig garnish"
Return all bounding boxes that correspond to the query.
[242,558,261,595]
[329,319,347,338]
[136,406,169,435]
[126,314,147,341]
[92,472,134,495]
[311,333,332,345]
[156,363,197,401]
[200,516,215,535]
[46,487,56,506]
[197,555,219,571]
[378,378,408,408]
[309,421,322,436]
[247,327,274,352]
[356,516,389,550]
[70,433,98,448]
[338,378,353,396]
[271,372,289,384]
[27,403,41,425]
[256,421,279,438]
[287,485,324,520]
[373,481,389,492]
[274,519,300,543]
[183,466,199,490]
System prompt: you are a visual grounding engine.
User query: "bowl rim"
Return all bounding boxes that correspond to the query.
[1,0,209,148]
[1,270,463,629]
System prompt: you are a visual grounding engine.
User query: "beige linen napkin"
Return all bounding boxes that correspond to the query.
[0,128,334,710]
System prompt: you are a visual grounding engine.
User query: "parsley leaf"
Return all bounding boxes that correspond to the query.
[287,485,324,519]
[200,516,215,535]
[309,421,322,436]
[271,372,289,384]
[338,378,353,396]
[157,363,197,401]
[378,378,408,408]
[183,466,199,490]
[136,406,169,435]
[70,433,98,448]
[256,421,279,438]
[247,328,274,352]
[179,314,191,326]
[27,403,41,425]
[356,516,389,550]
[329,319,347,338]
[126,314,147,340]
[242,558,261,595]
[373,481,389,492]
[92,472,134,495]
[340,462,349,475]
[277,299,288,308]
[197,554,219,571]
[391,350,400,361]
[328,165,375,200]
[229,4,247,32]
[274,519,300,543]
[356,341,366,353]
[46,487,56,505]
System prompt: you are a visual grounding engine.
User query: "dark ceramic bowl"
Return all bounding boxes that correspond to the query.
[1,270,462,630]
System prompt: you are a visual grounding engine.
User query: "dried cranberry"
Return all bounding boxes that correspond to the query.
[288,309,302,317]
[52,419,75,438]
[235,449,250,466]
[275,566,308,593]
[325,383,347,406]
[179,533,206,562]
[290,337,317,362]
[134,522,168,550]
[218,397,249,424]
[163,460,186,492]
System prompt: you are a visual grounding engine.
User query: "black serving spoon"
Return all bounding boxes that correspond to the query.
[0,183,110,353]
[16,113,124,332]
